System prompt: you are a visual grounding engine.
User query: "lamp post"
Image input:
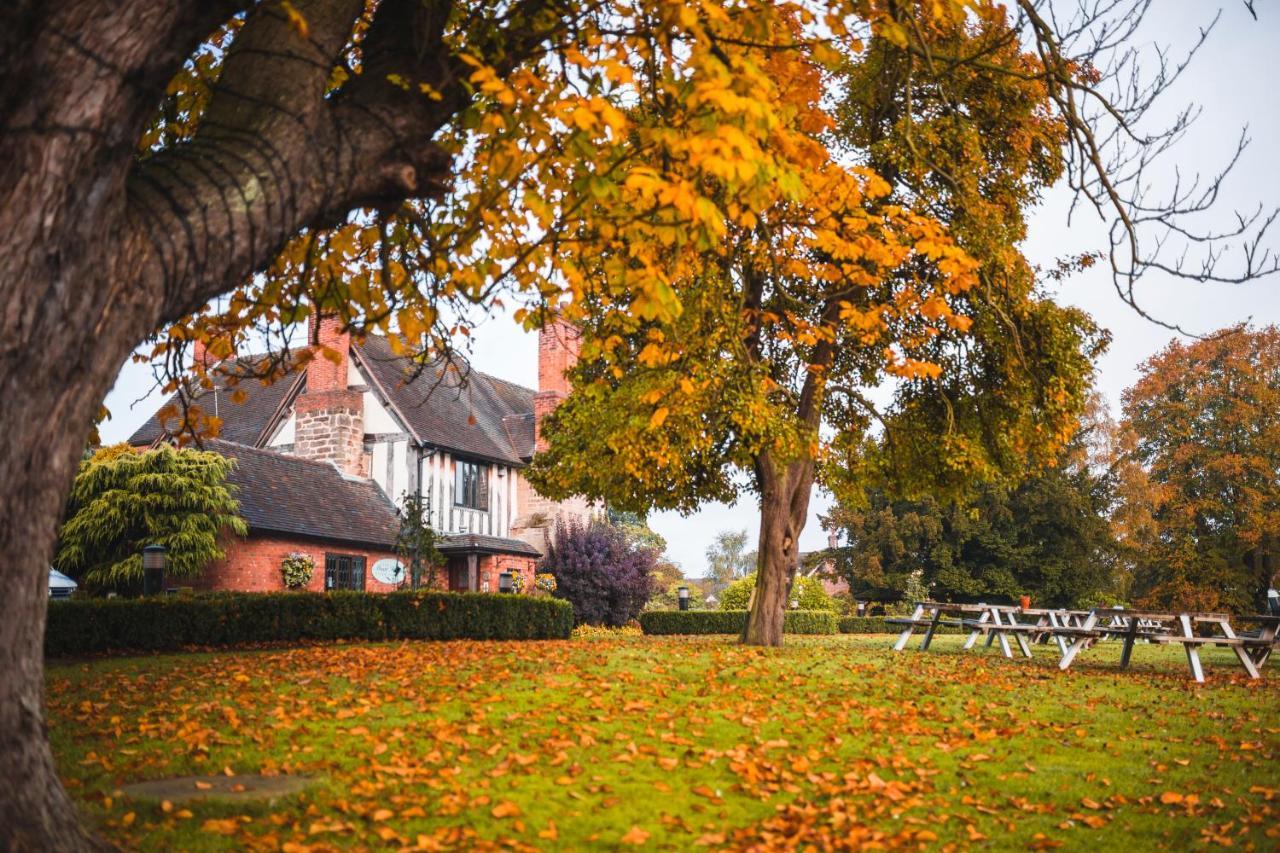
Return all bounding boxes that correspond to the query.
[678,585,689,611]
[498,571,513,594]
[142,544,166,597]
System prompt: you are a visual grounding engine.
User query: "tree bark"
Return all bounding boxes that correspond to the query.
[742,454,817,647]
[0,0,510,845]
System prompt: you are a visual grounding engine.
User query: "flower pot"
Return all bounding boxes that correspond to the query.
[1019,595,1031,610]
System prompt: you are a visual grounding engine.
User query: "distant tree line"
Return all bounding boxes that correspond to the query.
[824,325,1280,613]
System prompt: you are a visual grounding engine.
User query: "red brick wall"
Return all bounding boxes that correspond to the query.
[193,533,404,593]
[306,313,351,392]
[475,554,537,593]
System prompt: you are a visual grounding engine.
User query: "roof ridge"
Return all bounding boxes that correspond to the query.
[354,334,535,398]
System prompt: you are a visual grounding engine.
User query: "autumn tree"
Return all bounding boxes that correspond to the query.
[529,6,1112,645]
[1121,325,1280,611]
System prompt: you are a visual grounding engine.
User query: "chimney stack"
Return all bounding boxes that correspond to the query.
[827,531,839,550]
[293,311,365,476]
[533,317,579,453]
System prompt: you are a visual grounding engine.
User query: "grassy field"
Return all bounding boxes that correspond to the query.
[47,633,1280,850]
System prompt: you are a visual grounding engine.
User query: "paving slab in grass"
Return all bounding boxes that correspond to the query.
[122,774,314,803]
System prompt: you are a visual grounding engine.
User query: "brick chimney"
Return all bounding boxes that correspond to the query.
[533,317,579,452]
[192,337,210,369]
[293,312,365,476]
[827,531,839,549]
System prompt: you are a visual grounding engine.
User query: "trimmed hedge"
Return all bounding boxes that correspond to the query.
[45,591,574,656]
[638,609,837,636]
[837,616,962,634]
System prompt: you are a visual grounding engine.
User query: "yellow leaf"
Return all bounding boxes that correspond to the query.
[649,407,669,429]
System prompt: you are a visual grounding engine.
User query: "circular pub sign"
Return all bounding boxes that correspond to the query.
[371,558,406,586]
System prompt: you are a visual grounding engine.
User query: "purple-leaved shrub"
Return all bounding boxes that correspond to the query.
[541,519,657,626]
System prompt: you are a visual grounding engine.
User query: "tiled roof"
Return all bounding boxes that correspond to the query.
[502,413,536,461]
[128,353,303,447]
[353,336,534,465]
[129,339,537,465]
[438,533,542,557]
[211,440,401,549]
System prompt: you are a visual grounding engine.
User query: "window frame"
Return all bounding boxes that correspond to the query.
[453,459,490,511]
[324,553,367,591]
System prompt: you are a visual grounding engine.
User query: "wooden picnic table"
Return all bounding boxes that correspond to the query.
[889,602,1038,660]
[1148,612,1279,681]
[889,602,1280,683]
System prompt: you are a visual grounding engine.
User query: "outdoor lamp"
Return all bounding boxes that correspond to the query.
[142,544,166,597]
[498,571,513,594]
[678,585,690,611]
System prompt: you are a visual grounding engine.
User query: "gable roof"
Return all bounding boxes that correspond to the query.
[353,336,535,465]
[211,440,401,549]
[128,353,304,448]
[128,338,537,465]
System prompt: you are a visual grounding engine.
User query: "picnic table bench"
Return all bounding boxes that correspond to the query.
[889,601,1280,682]
[1148,613,1280,681]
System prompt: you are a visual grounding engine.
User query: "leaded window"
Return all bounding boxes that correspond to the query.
[324,553,366,591]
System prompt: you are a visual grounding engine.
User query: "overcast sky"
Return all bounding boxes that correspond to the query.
[98,2,1279,578]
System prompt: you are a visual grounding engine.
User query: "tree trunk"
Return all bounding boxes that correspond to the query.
[742,456,816,647]
[0,1,475,845]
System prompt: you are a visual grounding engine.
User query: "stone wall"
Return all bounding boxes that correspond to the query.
[293,389,365,476]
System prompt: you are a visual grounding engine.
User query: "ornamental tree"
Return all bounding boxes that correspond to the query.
[55,445,247,591]
[1121,325,1280,611]
[541,518,658,627]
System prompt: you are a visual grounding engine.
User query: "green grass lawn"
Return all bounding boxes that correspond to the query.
[47,633,1280,850]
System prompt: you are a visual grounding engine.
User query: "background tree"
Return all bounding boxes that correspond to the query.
[541,518,658,627]
[647,580,707,612]
[826,404,1122,608]
[1121,325,1280,611]
[704,530,755,595]
[608,508,668,554]
[530,6,1110,645]
[396,492,444,590]
[55,445,246,591]
[719,572,836,612]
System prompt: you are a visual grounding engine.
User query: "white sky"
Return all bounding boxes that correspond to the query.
[98,1,1279,578]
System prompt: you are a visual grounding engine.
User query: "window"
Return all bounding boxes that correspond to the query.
[454,460,490,510]
[324,553,366,591]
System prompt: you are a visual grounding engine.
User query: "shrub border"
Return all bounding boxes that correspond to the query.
[45,591,573,656]
[638,609,837,635]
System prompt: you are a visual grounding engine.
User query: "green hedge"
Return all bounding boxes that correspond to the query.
[837,616,962,634]
[638,609,837,636]
[45,591,573,656]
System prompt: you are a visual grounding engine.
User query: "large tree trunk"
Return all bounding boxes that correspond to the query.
[0,0,495,845]
[742,455,817,647]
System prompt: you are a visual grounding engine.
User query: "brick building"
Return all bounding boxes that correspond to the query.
[131,317,588,592]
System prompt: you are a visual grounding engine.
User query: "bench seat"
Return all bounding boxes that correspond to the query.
[1150,635,1271,648]
[885,617,965,628]
[961,621,1042,633]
